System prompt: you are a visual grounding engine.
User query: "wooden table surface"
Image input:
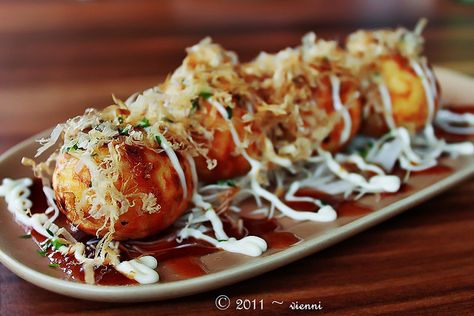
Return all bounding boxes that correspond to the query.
[0,1,473,315]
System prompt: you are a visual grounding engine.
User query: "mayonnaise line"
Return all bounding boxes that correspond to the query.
[410,60,435,125]
[180,228,267,257]
[378,83,396,130]
[318,149,400,193]
[157,133,188,199]
[436,109,474,135]
[182,154,267,256]
[116,256,159,284]
[329,75,352,145]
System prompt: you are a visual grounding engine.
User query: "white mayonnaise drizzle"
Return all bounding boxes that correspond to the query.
[179,228,267,257]
[116,256,159,284]
[179,154,268,256]
[410,60,435,125]
[156,133,188,199]
[421,62,438,104]
[329,75,352,145]
[378,83,397,130]
[369,127,437,171]
[436,109,474,135]
[0,177,161,285]
[0,178,34,226]
[319,149,400,193]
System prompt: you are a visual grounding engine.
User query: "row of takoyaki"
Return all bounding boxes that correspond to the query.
[51,22,439,240]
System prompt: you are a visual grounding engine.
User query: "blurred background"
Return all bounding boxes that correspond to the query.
[0,0,473,153]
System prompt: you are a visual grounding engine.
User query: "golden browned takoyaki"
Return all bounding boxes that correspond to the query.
[311,75,362,152]
[53,139,194,240]
[193,101,252,182]
[346,24,441,136]
[161,38,258,183]
[242,33,362,154]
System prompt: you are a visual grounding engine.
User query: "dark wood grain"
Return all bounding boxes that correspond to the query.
[0,0,473,315]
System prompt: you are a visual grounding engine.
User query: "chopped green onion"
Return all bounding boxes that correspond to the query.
[46,228,54,237]
[135,118,150,128]
[37,250,48,257]
[65,143,81,152]
[163,117,174,123]
[51,239,65,250]
[217,179,236,187]
[359,147,369,158]
[118,116,124,124]
[19,234,31,239]
[48,263,60,268]
[118,127,130,136]
[191,98,200,111]
[225,106,233,119]
[199,91,213,100]
[155,135,162,146]
[359,141,374,158]
[217,239,228,242]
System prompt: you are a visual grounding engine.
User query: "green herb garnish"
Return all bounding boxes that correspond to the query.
[358,141,374,158]
[118,127,130,136]
[51,239,65,250]
[48,263,60,268]
[19,234,31,239]
[155,135,162,146]
[65,143,80,152]
[37,250,48,257]
[199,91,213,100]
[225,106,233,119]
[46,228,54,237]
[135,118,150,128]
[191,98,200,112]
[217,179,236,187]
[118,116,124,124]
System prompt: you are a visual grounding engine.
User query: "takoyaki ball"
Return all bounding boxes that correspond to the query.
[53,141,194,240]
[361,54,440,136]
[194,101,252,183]
[312,76,362,152]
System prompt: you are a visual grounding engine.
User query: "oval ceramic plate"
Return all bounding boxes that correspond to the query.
[0,68,473,302]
